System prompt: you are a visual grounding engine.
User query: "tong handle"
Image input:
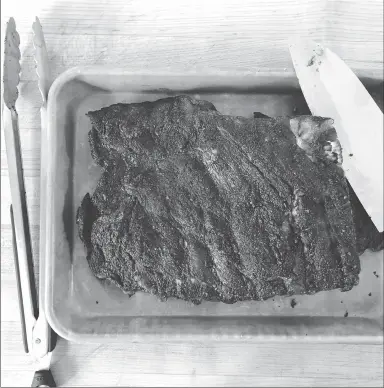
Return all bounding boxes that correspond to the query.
[31,370,56,387]
[4,107,38,340]
[10,205,29,353]
[38,105,57,355]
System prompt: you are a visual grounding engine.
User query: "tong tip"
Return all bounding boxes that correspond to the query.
[3,17,21,110]
[32,16,51,102]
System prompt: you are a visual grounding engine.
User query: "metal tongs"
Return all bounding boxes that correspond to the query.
[3,17,56,387]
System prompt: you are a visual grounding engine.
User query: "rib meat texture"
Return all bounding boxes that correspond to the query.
[77,95,382,304]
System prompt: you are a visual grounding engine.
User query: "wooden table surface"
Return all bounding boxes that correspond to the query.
[1,0,383,386]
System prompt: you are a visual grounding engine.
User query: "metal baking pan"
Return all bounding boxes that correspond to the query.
[43,66,383,343]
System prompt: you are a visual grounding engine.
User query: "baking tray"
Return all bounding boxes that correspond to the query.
[43,66,383,343]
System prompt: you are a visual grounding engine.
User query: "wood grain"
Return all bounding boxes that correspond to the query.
[1,0,383,386]
[1,323,383,387]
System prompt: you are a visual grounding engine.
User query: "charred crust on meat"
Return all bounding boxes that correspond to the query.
[75,95,381,305]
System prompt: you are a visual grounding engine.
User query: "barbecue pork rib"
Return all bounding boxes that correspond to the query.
[77,95,375,304]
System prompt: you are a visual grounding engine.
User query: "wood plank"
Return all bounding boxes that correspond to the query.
[1,322,383,387]
[1,0,383,80]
